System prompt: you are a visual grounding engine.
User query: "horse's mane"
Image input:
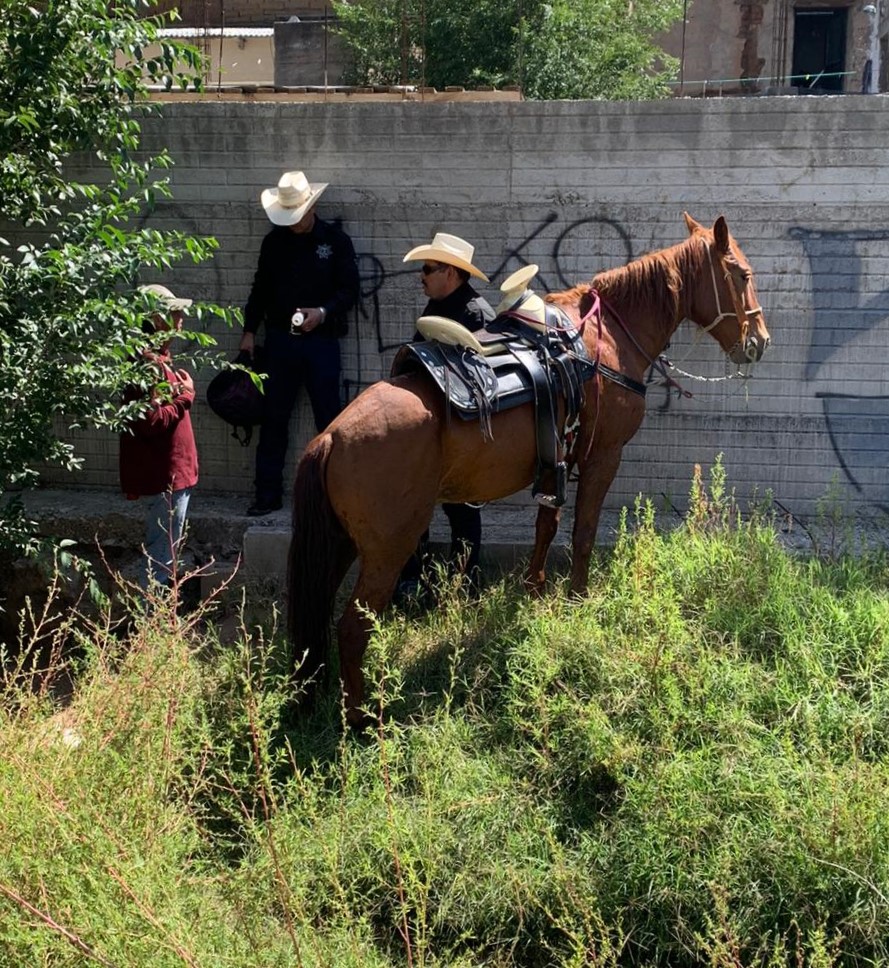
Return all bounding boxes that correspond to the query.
[548,234,704,331]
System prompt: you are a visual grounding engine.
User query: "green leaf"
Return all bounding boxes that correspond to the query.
[0,0,233,557]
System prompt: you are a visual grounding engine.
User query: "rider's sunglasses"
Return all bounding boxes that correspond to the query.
[421,262,448,276]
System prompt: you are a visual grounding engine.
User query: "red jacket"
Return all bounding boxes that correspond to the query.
[119,354,199,498]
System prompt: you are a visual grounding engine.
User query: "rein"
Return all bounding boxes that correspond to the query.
[588,289,694,399]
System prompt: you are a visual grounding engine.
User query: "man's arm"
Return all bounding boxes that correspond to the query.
[319,230,360,320]
[128,369,195,437]
[240,234,273,353]
[461,296,496,332]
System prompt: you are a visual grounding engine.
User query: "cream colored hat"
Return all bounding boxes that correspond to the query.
[261,170,328,226]
[138,283,192,311]
[403,232,489,281]
[497,264,545,328]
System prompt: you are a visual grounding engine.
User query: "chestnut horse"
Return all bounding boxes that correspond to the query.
[288,214,770,725]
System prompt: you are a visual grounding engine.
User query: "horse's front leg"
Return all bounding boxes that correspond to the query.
[524,504,561,596]
[570,449,623,596]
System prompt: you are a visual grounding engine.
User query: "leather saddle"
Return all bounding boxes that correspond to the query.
[392,304,601,508]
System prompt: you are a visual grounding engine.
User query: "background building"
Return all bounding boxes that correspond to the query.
[149,1,346,89]
[661,0,885,96]
[143,1,889,96]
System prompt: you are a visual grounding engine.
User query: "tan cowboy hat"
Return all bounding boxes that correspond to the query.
[403,232,489,281]
[261,170,328,226]
[415,315,487,354]
[138,283,192,311]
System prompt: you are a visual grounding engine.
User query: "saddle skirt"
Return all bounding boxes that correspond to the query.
[391,304,598,424]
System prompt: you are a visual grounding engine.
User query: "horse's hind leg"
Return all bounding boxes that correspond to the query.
[337,540,419,727]
[524,505,561,596]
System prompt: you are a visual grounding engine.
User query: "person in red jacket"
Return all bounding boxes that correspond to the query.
[119,284,198,590]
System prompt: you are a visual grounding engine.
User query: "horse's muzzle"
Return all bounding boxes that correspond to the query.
[729,334,770,365]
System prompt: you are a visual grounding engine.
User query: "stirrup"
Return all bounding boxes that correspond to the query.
[532,462,568,509]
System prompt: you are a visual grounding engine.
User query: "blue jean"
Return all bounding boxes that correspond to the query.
[254,331,342,504]
[142,488,192,589]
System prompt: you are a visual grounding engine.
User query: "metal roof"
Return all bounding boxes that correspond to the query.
[156,27,274,38]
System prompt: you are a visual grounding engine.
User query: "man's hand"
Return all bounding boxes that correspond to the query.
[297,308,326,333]
[175,370,195,394]
[239,331,256,356]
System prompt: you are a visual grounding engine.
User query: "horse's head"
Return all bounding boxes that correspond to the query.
[683,213,771,365]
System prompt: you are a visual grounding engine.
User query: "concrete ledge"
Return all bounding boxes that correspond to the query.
[243,525,290,576]
[16,488,604,580]
[241,529,573,579]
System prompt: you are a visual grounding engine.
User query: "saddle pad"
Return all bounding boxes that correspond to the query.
[393,342,499,414]
[392,329,598,420]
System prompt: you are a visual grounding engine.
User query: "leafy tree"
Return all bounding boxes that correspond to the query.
[0,0,237,555]
[332,0,685,98]
[522,0,685,100]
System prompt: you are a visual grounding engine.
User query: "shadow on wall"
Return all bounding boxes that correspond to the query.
[791,225,889,511]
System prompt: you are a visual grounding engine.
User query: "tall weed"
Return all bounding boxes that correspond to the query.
[2,464,888,965]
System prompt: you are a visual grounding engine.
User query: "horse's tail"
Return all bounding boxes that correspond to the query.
[287,432,351,695]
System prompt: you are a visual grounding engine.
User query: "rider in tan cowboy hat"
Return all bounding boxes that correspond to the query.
[397,232,495,601]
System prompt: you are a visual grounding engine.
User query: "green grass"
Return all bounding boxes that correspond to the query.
[2,464,889,966]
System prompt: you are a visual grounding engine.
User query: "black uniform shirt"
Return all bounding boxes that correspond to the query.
[243,218,359,338]
[413,280,495,341]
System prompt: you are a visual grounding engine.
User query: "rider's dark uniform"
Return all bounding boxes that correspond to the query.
[405,280,495,589]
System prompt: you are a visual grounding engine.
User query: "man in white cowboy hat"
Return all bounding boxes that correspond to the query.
[398,232,495,597]
[239,170,359,516]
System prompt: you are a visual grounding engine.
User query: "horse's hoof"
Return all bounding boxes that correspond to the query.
[346,708,378,733]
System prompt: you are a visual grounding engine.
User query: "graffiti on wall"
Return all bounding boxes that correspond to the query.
[791,226,889,513]
[347,213,713,413]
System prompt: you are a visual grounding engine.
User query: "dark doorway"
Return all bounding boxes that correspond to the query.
[790,8,848,92]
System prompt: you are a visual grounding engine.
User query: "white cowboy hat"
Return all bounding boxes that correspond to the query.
[261,170,328,226]
[138,283,192,311]
[403,232,489,281]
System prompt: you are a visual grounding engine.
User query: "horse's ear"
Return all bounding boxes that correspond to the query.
[713,216,730,253]
[684,212,702,235]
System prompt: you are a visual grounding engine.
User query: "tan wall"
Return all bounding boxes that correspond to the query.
[122,36,276,86]
[154,0,333,28]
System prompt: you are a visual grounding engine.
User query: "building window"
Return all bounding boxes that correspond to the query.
[790,7,848,92]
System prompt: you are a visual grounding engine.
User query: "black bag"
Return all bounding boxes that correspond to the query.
[206,349,265,446]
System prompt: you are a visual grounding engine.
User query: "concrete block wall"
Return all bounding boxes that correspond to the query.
[40,95,889,523]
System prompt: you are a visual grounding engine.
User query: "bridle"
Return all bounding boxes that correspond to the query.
[586,239,768,396]
[698,241,764,354]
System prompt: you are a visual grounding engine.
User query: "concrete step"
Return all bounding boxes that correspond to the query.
[18,487,635,585]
